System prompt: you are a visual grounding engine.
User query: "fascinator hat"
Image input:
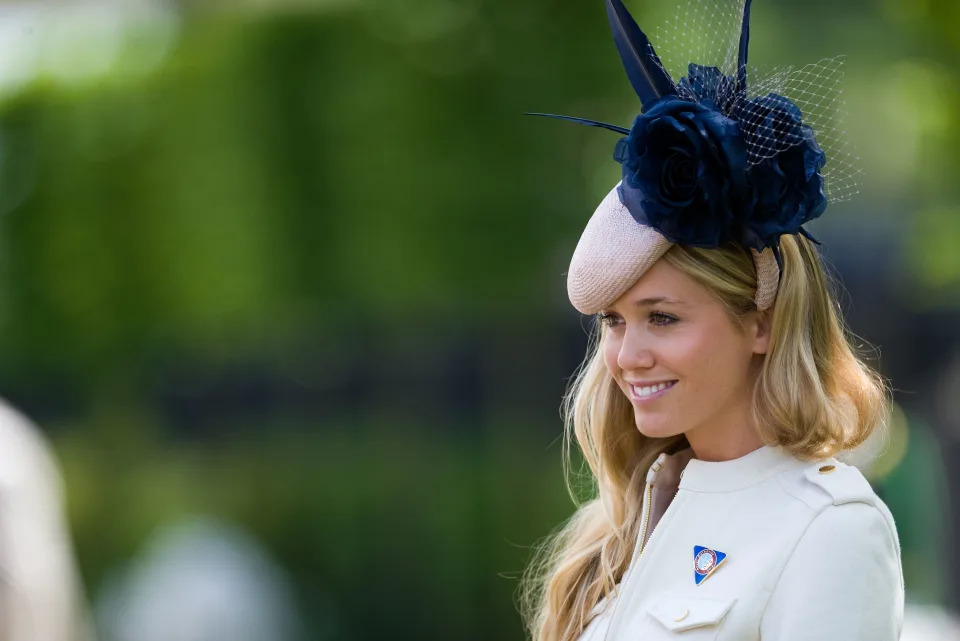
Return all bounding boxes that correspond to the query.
[532,0,857,314]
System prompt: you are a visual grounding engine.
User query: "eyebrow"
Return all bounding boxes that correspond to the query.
[601,296,688,315]
[634,297,686,307]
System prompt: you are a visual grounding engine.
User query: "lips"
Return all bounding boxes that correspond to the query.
[628,380,677,401]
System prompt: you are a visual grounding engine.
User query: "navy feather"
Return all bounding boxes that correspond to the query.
[524,112,630,135]
[798,227,821,245]
[736,0,753,95]
[605,0,675,111]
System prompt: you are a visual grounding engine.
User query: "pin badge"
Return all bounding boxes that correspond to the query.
[693,545,727,585]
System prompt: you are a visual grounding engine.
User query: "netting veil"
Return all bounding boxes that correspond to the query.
[650,0,858,200]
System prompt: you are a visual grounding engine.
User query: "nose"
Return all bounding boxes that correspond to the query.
[617,325,655,372]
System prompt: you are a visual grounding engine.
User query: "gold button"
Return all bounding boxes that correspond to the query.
[674,606,689,622]
[818,464,836,474]
[652,462,663,473]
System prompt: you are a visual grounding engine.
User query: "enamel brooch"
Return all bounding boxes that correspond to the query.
[693,545,727,585]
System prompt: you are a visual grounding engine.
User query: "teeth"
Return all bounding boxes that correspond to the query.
[631,382,673,398]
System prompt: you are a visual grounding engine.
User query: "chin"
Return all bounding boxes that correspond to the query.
[633,411,684,439]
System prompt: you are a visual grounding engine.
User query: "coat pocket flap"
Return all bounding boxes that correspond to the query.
[647,594,736,632]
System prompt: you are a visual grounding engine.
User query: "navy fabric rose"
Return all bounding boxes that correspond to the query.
[736,93,827,250]
[614,98,748,247]
[736,92,806,164]
[613,91,826,253]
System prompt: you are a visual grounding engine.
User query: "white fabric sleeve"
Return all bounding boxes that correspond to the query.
[760,502,904,641]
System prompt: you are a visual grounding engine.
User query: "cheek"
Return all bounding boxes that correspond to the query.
[602,334,622,378]
[675,325,751,394]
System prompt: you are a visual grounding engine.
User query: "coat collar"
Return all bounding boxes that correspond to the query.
[653,444,802,493]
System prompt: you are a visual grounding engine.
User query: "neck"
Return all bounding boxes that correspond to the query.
[684,389,763,462]
[687,428,763,462]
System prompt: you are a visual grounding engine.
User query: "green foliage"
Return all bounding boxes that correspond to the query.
[56,422,574,640]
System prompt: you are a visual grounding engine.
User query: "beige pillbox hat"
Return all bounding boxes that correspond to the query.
[566,183,781,315]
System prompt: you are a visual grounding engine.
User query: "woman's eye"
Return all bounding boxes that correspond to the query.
[598,312,622,327]
[600,312,676,327]
[649,311,677,326]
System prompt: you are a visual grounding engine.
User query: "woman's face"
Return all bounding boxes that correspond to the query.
[600,257,770,455]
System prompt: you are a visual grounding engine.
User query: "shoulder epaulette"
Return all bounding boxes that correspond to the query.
[801,459,876,506]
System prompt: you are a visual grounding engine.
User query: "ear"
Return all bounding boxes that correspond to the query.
[750,307,773,355]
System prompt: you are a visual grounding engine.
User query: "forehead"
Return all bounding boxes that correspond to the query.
[609,257,713,309]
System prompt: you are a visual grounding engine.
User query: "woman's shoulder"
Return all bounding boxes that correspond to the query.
[760,458,905,626]
[774,455,892,513]
[771,456,901,565]
[760,465,906,640]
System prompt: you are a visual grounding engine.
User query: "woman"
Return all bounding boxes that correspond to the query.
[520,1,905,640]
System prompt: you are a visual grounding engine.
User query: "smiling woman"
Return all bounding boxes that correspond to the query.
[520,234,900,641]
[519,0,904,639]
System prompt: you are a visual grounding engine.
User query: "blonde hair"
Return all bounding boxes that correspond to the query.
[518,234,890,641]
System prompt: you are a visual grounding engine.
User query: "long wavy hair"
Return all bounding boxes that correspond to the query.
[518,234,890,641]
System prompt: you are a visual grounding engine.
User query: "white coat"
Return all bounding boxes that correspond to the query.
[577,444,905,641]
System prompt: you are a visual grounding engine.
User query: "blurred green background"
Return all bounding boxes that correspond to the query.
[0,0,957,638]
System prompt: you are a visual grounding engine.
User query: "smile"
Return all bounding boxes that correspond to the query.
[628,380,677,402]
